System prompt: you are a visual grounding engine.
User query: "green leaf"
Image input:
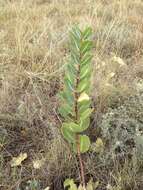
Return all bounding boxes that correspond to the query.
[64,179,78,190]
[70,26,81,52]
[64,77,74,91]
[79,104,90,115]
[61,124,76,143]
[67,122,80,133]
[79,135,91,153]
[77,78,90,93]
[81,53,92,66]
[67,63,77,77]
[86,178,99,190]
[82,27,92,40]
[63,90,74,106]
[66,65,76,84]
[78,98,91,115]
[80,108,93,120]
[78,185,85,190]
[86,178,94,190]
[71,52,80,65]
[58,104,72,118]
[81,40,92,55]
[80,63,91,80]
[71,26,82,40]
[71,34,80,52]
[73,135,91,153]
[63,118,89,133]
[94,181,100,190]
[79,118,90,131]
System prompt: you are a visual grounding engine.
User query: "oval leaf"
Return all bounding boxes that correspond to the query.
[58,104,72,118]
[61,124,76,143]
[80,108,93,120]
[82,27,92,40]
[79,135,91,153]
[79,118,90,131]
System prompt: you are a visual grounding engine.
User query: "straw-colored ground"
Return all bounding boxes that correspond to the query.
[0,0,143,189]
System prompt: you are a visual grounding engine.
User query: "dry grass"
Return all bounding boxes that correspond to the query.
[0,0,143,189]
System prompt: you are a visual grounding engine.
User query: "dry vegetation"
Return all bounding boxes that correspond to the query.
[0,0,143,189]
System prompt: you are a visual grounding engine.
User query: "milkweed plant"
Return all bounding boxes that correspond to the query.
[58,26,93,189]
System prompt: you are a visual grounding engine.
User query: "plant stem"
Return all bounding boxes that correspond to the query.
[74,53,86,188]
[76,135,86,188]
